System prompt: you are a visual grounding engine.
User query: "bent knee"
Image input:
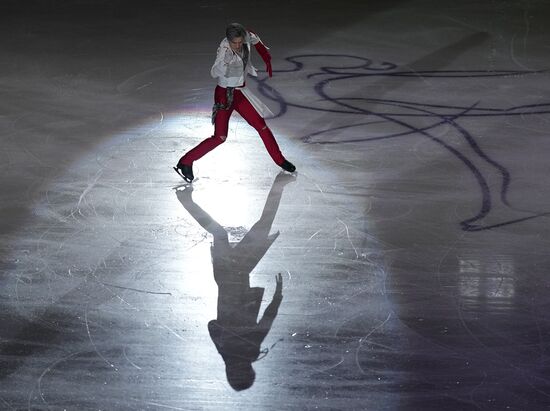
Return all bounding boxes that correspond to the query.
[214,135,227,141]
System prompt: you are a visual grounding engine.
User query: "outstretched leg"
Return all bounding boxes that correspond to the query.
[234,91,296,172]
[175,86,234,181]
[178,135,226,164]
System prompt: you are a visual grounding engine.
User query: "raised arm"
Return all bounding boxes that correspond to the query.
[256,273,283,337]
[249,30,272,77]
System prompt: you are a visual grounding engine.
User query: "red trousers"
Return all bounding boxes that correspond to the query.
[179,86,285,166]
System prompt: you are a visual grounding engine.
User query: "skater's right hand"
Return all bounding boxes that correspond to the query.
[223,47,234,64]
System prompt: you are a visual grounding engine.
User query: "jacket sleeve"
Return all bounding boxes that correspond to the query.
[248,30,272,77]
[248,30,262,46]
[210,42,233,79]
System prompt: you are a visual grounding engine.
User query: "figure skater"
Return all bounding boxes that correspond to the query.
[174,22,296,182]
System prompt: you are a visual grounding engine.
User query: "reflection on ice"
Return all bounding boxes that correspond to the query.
[458,257,515,299]
[176,173,295,390]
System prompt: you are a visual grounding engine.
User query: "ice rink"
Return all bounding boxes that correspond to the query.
[2,0,550,409]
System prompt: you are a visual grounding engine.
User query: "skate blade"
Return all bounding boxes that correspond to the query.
[173,166,193,183]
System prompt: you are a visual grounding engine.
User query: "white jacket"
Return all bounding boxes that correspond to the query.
[210,31,262,88]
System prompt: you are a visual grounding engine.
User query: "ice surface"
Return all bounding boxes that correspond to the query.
[1,0,550,409]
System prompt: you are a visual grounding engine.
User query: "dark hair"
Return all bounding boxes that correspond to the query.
[226,23,247,41]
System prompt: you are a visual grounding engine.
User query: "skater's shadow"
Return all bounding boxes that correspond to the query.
[175,172,294,391]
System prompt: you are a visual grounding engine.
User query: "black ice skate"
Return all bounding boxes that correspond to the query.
[173,163,194,183]
[279,160,296,173]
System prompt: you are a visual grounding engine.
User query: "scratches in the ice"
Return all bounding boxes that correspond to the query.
[123,346,142,370]
[148,137,163,151]
[314,183,324,195]
[116,64,172,93]
[74,170,102,219]
[84,303,117,370]
[136,82,153,90]
[468,371,488,405]
[77,170,102,208]
[0,396,15,411]
[161,324,186,342]
[355,312,392,375]
[29,351,80,410]
[285,268,292,281]
[434,235,461,294]
[313,355,346,376]
[307,230,321,241]
[143,402,190,410]
[337,218,359,259]
[90,272,135,308]
[321,157,363,169]
[100,282,172,296]
[21,146,47,167]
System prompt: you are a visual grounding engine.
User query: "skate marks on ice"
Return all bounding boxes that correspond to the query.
[175,172,294,390]
[254,47,550,232]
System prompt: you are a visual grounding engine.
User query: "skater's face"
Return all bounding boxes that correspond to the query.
[229,36,244,52]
